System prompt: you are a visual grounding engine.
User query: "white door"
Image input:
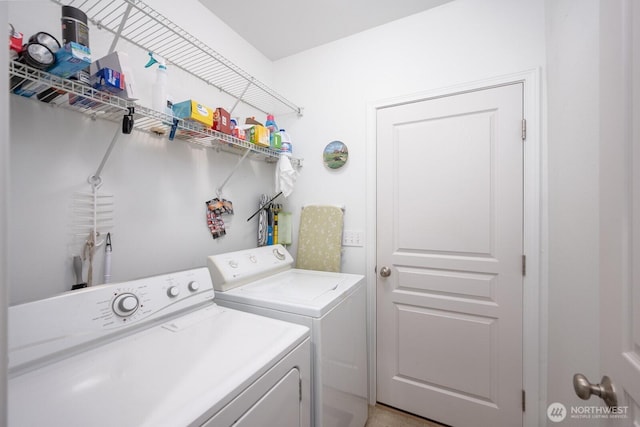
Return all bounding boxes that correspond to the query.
[596,0,640,424]
[376,83,524,427]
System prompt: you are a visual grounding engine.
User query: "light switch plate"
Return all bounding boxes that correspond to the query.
[343,230,364,247]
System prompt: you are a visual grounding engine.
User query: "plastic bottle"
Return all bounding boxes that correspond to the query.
[279,129,292,154]
[265,114,278,145]
[145,52,169,114]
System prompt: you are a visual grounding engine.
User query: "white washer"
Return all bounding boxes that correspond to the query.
[207,245,368,427]
[8,268,311,427]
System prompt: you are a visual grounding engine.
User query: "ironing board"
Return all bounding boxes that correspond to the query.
[295,205,343,272]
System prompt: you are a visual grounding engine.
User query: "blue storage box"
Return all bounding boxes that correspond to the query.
[48,42,91,80]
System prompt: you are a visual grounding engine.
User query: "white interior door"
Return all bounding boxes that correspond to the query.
[376,83,524,427]
[596,0,640,424]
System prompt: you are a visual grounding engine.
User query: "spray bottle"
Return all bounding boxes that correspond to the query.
[145,52,170,115]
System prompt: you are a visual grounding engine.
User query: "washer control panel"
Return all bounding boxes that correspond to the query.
[207,244,294,292]
[8,268,214,371]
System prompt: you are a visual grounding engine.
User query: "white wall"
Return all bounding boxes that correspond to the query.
[7,1,285,304]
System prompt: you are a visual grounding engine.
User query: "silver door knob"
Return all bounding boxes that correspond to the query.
[379,266,391,277]
[573,373,618,408]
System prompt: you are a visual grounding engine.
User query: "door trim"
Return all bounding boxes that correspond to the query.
[365,69,544,427]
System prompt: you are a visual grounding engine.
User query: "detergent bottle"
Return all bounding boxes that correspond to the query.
[265,114,279,147]
[145,52,170,114]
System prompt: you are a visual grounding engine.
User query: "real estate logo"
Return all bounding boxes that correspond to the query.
[547,402,629,423]
[547,402,567,422]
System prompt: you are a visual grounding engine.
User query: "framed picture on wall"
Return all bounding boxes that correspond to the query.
[323,140,348,169]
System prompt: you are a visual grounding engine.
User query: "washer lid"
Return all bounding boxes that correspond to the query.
[215,269,365,317]
[9,305,309,427]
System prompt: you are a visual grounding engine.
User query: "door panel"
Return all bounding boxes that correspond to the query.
[397,306,497,401]
[376,83,523,427]
[600,0,640,424]
[396,111,494,255]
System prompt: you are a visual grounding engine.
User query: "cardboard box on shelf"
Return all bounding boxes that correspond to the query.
[172,100,214,127]
[247,125,270,147]
[48,42,91,80]
[213,107,231,134]
[91,68,125,94]
[90,51,137,100]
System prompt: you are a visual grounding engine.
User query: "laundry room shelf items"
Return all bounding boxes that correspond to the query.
[48,0,303,117]
[9,61,302,165]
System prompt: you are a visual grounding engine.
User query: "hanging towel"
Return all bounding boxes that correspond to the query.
[275,154,298,198]
[296,205,343,272]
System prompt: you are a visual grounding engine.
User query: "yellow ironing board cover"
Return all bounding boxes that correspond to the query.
[296,205,343,272]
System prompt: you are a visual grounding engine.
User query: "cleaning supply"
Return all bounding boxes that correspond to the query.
[145,52,170,114]
[173,100,214,127]
[279,129,293,154]
[265,114,278,145]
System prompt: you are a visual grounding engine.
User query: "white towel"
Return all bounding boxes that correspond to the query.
[275,154,298,198]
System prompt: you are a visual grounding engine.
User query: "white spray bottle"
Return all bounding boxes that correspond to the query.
[145,52,170,115]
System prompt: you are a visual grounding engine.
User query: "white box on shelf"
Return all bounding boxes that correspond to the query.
[90,51,137,100]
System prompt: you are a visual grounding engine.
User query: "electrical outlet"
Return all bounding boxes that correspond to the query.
[342,230,364,247]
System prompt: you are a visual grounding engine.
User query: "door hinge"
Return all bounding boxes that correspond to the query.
[522,389,526,412]
[522,255,526,276]
[522,119,527,141]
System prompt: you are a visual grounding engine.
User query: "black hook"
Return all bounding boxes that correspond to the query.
[122,107,134,134]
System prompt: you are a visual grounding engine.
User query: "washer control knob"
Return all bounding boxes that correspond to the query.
[229,260,239,268]
[188,281,200,292]
[249,255,257,263]
[167,286,180,298]
[273,248,286,260]
[113,293,139,317]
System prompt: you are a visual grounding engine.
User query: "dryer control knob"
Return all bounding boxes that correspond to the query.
[188,281,200,292]
[167,286,180,298]
[113,293,139,317]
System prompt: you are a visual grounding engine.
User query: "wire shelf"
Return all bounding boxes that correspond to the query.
[49,0,303,117]
[9,61,302,166]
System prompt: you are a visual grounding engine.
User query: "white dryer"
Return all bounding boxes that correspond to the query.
[208,245,368,427]
[8,268,311,427]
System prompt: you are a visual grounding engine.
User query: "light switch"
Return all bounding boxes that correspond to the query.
[342,230,364,247]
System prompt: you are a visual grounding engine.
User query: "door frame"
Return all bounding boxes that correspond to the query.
[365,69,544,427]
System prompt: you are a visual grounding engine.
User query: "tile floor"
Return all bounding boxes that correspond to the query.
[365,404,448,427]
